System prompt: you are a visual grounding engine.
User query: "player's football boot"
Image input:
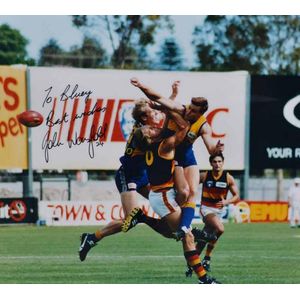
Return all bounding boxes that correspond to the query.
[185,265,193,278]
[198,275,220,284]
[192,227,217,243]
[122,207,143,232]
[172,229,186,241]
[202,257,211,272]
[78,233,97,262]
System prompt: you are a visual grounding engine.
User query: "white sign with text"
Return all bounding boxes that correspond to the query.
[29,68,249,170]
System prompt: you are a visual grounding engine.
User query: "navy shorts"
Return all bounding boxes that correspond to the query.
[115,166,149,193]
[175,144,197,168]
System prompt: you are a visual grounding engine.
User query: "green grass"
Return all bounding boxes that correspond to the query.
[0,223,299,284]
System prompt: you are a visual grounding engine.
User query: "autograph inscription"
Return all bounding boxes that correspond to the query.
[42,84,93,107]
[41,84,107,163]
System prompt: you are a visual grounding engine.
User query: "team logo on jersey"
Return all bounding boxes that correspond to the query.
[206,181,214,187]
[216,182,227,188]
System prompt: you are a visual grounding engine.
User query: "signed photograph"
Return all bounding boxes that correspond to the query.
[0,10,300,292]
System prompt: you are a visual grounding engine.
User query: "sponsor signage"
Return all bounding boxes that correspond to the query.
[251,75,300,169]
[38,199,288,226]
[0,66,28,169]
[38,199,159,226]
[234,201,288,223]
[29,68,248,170]
[0,197,38,224]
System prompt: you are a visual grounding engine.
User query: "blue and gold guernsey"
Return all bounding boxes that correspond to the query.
[201,170,229,208]
[119,125,145,172]
[176,105,207,168]
[115,125,148,193]
[145,141,175,192]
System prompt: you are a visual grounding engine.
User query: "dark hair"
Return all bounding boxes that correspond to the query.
[209,152,224,163]
[191,97,208,113]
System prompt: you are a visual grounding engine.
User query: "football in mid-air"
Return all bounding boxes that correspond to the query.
[17,110,44,127]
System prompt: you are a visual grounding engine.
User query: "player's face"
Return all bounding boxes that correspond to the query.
[144,106,165,127]
[185,103,202,122]
[210,156,224,172]
[142,126,162,140]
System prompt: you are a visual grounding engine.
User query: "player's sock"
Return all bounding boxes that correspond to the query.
[92,230,103,242]
[184,250,207,279]
[139,214,173,238]
[179,201,196,230]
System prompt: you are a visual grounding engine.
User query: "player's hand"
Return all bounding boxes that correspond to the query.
[130,77,141,87]
[171,80,180,98]
[149,101,161,110]
[215,139,224,154]
[216,198,226,208]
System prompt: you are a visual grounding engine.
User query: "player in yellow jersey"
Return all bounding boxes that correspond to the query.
[130,78,224,240]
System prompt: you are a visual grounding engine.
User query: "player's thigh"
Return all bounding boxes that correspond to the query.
[204,213,224,233]
[137,184,150,199]
[184,165,200,192]
[120,191,139,217]
[163,208,181,231]
[174,166,189,205]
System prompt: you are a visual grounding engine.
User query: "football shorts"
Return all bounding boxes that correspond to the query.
[115,165,148,193]
[149,188,179,218]
[175,144,197,168]
[200,204,223,218]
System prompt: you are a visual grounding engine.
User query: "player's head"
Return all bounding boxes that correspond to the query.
[185,97,208,122]
[132,99,165,127]
[134,125,162,151]
[209,153,224,171]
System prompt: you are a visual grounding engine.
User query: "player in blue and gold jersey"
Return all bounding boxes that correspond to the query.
[78,83,180,261]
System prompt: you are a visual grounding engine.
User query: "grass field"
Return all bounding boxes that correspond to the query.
[0,223,300,284]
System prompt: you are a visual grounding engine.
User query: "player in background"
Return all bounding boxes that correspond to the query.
[130,78,224,240]
[186,153,239,276]
[287,178,300,228]
[134,111,219,284]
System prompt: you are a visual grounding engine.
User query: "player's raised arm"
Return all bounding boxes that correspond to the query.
[200,123,224,155]
[131,77,184,114]
[161,112,190,154]
[148,80,180,111]
[169,80,180,100]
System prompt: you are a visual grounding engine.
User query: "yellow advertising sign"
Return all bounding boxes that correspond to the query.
[0,66,27,169]
[234,201,289,223]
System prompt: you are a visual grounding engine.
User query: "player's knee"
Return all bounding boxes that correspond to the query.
[216,224,224,236]
[184,231,195,247]
[188,186,197,198]
[178,186,190,200]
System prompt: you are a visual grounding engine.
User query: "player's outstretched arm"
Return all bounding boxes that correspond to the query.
[200,123,224,155]
[161,113,189,154]
[169,80,180,100]
[131,77,184,114]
